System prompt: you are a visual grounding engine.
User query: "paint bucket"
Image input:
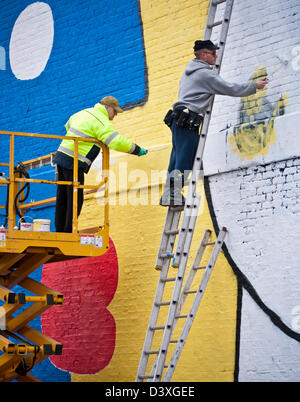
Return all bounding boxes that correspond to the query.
[33,219,51,232]
[20,222,33,231]
[19,216,34,231]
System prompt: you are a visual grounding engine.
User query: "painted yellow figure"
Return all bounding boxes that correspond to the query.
[229,67,288,159]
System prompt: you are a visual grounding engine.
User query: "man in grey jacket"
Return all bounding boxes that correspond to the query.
[160,40,268,206]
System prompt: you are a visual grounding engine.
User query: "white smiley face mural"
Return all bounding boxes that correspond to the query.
[203,0,300,381]
[9,2,54,80]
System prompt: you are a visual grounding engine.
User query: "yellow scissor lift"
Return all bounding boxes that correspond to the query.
[0,131,110,381]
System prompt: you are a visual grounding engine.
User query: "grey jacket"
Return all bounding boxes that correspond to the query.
[173,59,257,114]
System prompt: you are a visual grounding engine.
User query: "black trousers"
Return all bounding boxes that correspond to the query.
[55,165,84,233]
[167,119,200,186]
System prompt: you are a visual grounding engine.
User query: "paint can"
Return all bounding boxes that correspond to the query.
[19,216,34,231]
[33,219,51,232]
[20,222,33,231]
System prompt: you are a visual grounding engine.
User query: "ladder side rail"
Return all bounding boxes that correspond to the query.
[136,262,169,381]
[146,229,211,381]
[173,0,234,268]
[137,0,235,383]
[165,0,234,268]
[163,0,233,379]
[204,0,234,41]
[172,207,190,268]
[136,209,181,381]
[172,124,209,267]
[194,0,235,172]
[203,0,219,40]
[168,200,203,327]
[172,172,201,268]
[155,208,178,270]
[213,0,234,74]
[150,195,200,382]
[162,227,227,382]
[175,229,211,317]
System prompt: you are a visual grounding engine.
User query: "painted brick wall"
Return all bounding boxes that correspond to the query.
[203,0,300,382]
[0,0,147,231]
[0,0,148,382]
[1,0,299,383]
[75,0,238,383]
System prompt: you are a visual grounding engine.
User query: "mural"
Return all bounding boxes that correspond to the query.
[1,0,299,383]
[41,238,118,375]
[203,0,300,381]
[0,0,147,382]
[229,67,288,159]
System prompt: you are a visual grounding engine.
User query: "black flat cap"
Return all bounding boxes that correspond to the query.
[193,40,219,51]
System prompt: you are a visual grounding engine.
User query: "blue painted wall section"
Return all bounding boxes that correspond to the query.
[0,0,147,381]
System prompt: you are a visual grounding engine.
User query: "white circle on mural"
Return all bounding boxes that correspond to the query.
[9,2,54,80]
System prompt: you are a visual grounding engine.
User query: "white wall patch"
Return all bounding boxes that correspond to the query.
[9,2,54,80]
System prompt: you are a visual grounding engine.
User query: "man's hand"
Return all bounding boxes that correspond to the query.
[256,77,269,89]
[138,148,148,157]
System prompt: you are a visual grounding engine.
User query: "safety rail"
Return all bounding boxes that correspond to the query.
[0,131,110,381]
[0,130,109,242]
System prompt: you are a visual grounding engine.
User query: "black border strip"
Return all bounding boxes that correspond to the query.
[234,277,242,382]
[204,176,300,380]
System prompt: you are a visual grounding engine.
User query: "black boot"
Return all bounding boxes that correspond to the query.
[159,177,185,207]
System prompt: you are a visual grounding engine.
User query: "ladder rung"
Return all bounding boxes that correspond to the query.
[175,314,188,319]
[184,290,197,295]
[160,253,174,258]
[145,350,159,355]
[212,0,227,5]
[207,20,223,29]
[164,229,179,236]
[138,375,154,380]
[150,326,165,331]
[170,205,184,211]
[204,241,216,246]
[155,301,171,307]
[161,277,176,283]
[170,340,178,344]
[193,265,206,270]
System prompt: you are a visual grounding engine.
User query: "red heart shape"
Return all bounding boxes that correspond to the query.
[41,238,118,374]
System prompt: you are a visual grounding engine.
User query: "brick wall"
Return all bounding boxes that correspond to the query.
[0,0,148,382]
[0,0,147,230]
[204,0,300,382]
[1,0,299,383]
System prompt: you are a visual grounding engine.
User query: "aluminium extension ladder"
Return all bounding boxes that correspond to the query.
[136,0,234,382]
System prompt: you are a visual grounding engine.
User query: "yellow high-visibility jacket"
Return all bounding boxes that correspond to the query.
[54,103,141,172]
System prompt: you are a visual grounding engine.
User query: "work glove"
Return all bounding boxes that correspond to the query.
[138,148,148,157]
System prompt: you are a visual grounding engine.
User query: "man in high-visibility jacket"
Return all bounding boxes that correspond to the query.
[53,96,148,233]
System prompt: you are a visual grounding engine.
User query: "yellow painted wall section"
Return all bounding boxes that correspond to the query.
[74,0,238,382]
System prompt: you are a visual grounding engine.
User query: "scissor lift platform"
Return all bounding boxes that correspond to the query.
[0,131,110,381]
[2,227,109,259]
[0,235,107,382]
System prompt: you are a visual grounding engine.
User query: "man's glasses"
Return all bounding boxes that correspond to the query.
[203,50,217,56]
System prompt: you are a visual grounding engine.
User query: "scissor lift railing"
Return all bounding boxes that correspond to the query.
[0,131,110,381]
